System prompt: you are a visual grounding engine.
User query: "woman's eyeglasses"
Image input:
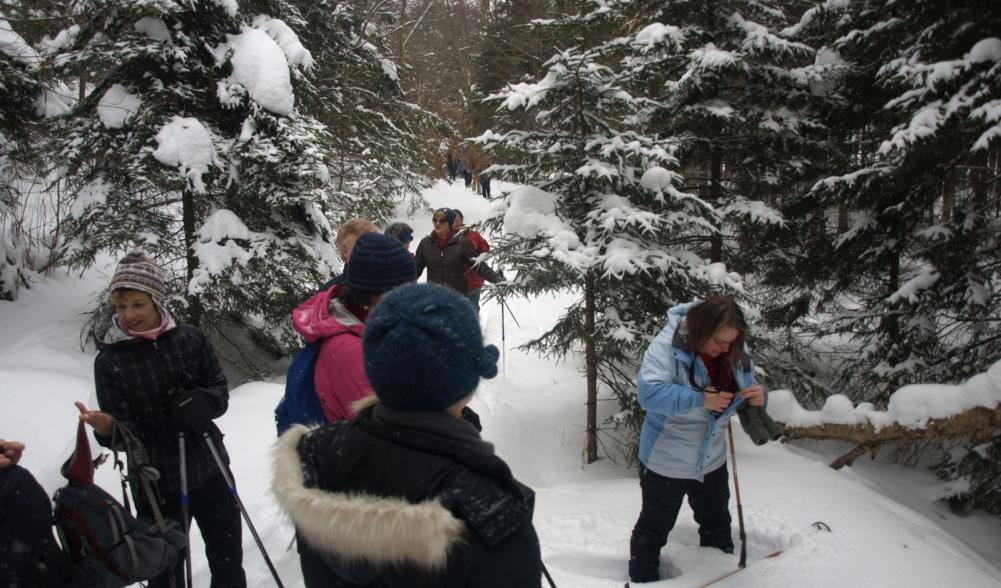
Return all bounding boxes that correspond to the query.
[433,217,448,224]
[712,334,737,348]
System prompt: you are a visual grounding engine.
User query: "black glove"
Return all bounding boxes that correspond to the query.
[167,392,212,434]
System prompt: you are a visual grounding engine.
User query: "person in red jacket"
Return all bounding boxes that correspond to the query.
[451,209,491,312]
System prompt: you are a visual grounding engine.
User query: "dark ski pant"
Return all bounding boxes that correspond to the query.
[139,470,246,588]
[629,463,733,583]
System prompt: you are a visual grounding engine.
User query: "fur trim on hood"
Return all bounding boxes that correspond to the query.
[271,425,466,570]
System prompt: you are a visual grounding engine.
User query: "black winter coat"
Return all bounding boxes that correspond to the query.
[92,320,230,503]
[0,466,88,587]
[414,232,502,295]
[273,401,543,588]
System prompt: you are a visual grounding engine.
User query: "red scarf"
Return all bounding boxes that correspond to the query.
[435,230,455,249]
[699,352,736,391]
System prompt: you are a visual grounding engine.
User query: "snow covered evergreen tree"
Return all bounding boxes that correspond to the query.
[478,9,736,462]
[791,0,1001,404]
[1,16,42,299]
[47,0,340,358]
[289,0,433,220]
[787,0,1001,514]
[1,10,73,300]
[601,1,832,402]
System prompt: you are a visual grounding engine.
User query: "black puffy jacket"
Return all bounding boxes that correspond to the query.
[273,401,543,588]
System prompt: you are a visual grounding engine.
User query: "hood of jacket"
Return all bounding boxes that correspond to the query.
[291,285,364,344]
[272,425,465,571]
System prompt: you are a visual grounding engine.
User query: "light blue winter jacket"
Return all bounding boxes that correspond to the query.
[637,301,761,481]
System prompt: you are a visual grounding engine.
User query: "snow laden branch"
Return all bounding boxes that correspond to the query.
[769,360,1001,469]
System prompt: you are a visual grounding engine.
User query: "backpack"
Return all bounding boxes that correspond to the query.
[275,338,329,435]
[275,278,339,435]
[54,421,187,588]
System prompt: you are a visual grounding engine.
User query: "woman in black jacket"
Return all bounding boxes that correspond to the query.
[273,283,543,587]
[77,249,246,588]
[414,208,504,295]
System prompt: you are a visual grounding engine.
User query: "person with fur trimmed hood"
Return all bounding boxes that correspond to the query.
[76,249,246,588]
[273,283,543,587]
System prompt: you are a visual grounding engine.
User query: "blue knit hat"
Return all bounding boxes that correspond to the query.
[344,233,416,294]
[433,207,456,228]
[363,283,499,411]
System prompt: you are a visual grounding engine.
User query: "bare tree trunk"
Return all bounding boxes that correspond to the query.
[584,272,598,464]
[709,150,722,263]
[837,204,848,233]
[941,167,955,223]
[397,0,408,58]
[181,187,201,326]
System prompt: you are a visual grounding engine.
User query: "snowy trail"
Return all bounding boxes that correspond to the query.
[2,181,1000,587]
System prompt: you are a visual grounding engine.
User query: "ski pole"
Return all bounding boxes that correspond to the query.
[502,298,521,329]
[727,422,747,568]
[202,433,285,587]
[179,433,194,588]
[542,561,557,588]
[500,293,506,377]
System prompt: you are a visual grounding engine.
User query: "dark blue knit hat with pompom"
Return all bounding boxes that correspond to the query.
[344,232,416,294]
[363,283,499,411]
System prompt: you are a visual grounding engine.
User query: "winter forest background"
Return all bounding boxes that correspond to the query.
[2,0,1001,563]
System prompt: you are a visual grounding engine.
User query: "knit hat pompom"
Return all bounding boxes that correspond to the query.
[363,283,498,411]
[344,232,417,294]
[110,248,166,302]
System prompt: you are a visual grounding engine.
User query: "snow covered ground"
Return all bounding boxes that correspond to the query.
[3,180,1001,587]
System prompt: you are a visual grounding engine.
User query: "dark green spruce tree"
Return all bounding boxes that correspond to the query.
[48,0,341,360]
[290,0,434,220]
[479,5,726,463]
[796,0,1001,513]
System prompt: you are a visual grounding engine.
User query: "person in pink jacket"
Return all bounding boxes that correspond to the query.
[291,233,416,422]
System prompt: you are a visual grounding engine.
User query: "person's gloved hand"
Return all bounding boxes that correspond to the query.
[167,391,212,433]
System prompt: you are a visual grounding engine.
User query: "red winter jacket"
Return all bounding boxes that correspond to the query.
[462,229,490,292]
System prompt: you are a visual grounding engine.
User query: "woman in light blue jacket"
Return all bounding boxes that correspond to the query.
[628,296,766,584]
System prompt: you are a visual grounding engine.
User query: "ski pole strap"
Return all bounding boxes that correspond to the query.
[113,422,168,531]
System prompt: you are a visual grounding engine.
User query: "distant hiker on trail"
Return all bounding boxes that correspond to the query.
[273,283,544,588]
[415,207,504,297]
[0,440,87,587]
[384,222,415,252]
[628,295,766,584]
[335,218,378,265]
[479,171,492,199]
[76,249,247,588]
[460,162,472,189]
[451,209,490,312]
[291,233,416,423]
[445,152,457,183]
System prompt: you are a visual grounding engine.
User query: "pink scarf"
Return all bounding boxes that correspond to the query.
[123,306,172,341]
